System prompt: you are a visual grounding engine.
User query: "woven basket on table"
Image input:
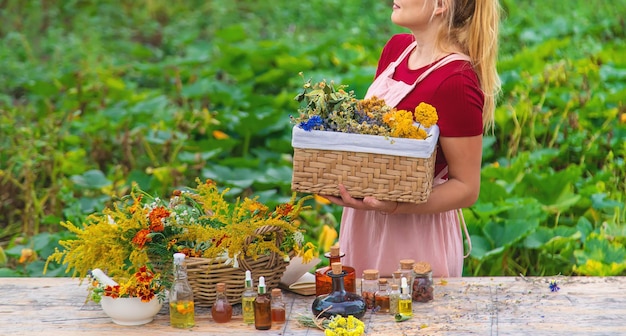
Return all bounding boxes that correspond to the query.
[291,125,439,204]
[161,225,290,307]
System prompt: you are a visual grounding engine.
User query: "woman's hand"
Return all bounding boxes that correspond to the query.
[322,184,400,214]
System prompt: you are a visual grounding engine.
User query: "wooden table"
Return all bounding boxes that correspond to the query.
[1,276,625,335]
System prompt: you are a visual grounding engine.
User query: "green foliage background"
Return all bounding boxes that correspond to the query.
[0,0,625,277]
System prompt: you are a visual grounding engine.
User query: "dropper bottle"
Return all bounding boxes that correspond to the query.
[398,276,413,317]
[253,276,272,330]
[241,270,257,324]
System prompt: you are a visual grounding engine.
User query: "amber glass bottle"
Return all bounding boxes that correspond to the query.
[311,263,366,319]
[211,282,232,323]
[270,288,286,323]
[315,245,356,296]
[254,276,272,330]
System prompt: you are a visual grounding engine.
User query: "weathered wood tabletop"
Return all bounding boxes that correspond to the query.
[0,276,624,335]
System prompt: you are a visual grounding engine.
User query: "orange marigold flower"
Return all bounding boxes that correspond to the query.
[135,266,154,283]
[276,203,294,217]
[139,288,155,302]
[148,206,169,232]
[172,190,182,197]
[104,285,121,298]
[132,229,152,248]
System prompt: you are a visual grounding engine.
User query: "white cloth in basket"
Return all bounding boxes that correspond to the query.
[291,124,439,159]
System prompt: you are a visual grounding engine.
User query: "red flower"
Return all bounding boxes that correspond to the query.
[132,229,152,248]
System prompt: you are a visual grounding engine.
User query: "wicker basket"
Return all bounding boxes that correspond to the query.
[291,126,438,204]
[158,225,290,307]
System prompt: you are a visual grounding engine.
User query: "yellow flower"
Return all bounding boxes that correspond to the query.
[414,102,438,128]
[318,225,338,253]
[212,130,229,140]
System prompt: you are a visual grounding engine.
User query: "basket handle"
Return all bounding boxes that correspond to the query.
[238,225,286,270]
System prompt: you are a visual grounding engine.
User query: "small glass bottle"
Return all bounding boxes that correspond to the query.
[311,262,366,319]
[254,276,272,330]
[242,270,257,324]
[271,288,286,323]
[315,245,357,296]
[361,269,379,310]
[398,276,413,317]
[211,282,233,323]
[389,283,401,315]
[398,259,415,295]
[392,271,403,287]
[412,261,434,302]
[374,278,390,314]
[169,253,195,328]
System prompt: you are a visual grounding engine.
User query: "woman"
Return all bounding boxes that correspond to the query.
[323,0,501,278]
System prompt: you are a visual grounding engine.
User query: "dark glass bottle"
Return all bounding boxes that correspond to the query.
[315,245,357,296]
[311,262,366,320]
[254,276,272,330]
[211,282,232,323]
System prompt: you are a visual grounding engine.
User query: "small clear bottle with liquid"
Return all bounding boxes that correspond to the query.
[211,282,232,323]
[271,288,286,323]
[254,276,272,330]
[374,278,390,314]
[241,270,257,324]
[169,253,195,328]
[398,276,413,317]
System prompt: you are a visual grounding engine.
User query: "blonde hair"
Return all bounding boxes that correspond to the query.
[435,0,502,131]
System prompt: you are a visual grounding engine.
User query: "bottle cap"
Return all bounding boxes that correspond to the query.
[331,262,342,275]
[363,269,379,280]
[245,270,252,281]
[173,253,186,264]
[399,259,415,269]
[330,245,340,257]
[258,276,266,294]
[401,276,408,289]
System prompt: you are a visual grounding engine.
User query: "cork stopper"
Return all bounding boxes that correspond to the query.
[378,278,388,285]
[330,245,340,257]
[391,284,399,291]
[271,288,282,296]
[216,282,226,292]
[399,259,415,270]
[363,269,379,280]
[413,261,432,274]
[393,271,402,279]
[331,262,342,275]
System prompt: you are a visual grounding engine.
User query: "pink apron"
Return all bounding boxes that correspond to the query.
[338,42,472,278]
